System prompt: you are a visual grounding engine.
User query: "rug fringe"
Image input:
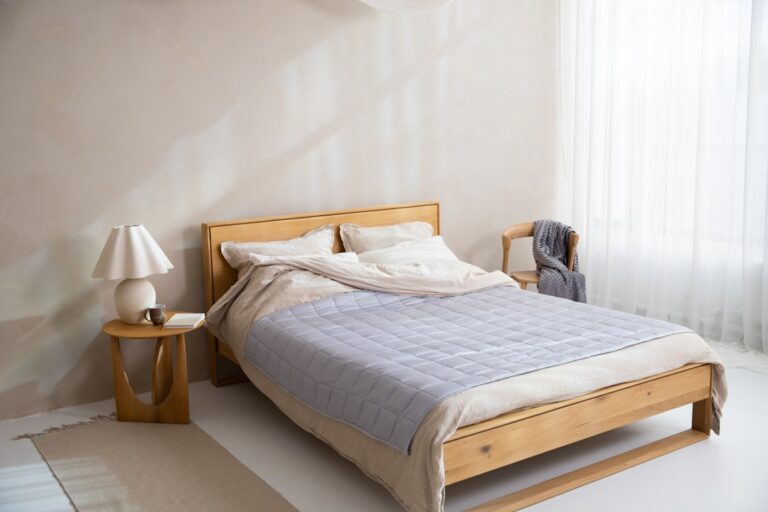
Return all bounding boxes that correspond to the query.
[13,413,116,440]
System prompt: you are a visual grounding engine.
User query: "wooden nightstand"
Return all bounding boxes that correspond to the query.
[102,312,202,424]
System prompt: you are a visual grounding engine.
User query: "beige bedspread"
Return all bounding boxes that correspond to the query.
[205,256,727,512]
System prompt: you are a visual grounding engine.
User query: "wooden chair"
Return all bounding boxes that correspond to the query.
[502,222,579,290]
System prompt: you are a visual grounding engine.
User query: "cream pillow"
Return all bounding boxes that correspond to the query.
[249,251,359,266]
[340,221,433,253]
[221,224,334,270]
[358,236,459,265]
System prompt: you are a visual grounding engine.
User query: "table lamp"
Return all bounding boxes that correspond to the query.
[92,225,174,324]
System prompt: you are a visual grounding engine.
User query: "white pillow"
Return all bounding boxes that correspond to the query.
[249,251,358,266]
[221,224,334,270]
[358,236,459,265]
[340,221,434,253]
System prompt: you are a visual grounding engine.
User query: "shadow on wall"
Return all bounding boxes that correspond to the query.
[0,0,558,419]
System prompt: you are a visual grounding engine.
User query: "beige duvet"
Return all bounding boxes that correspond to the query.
[206,256,727,512]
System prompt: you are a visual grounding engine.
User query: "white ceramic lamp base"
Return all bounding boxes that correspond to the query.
[115,278,156,324]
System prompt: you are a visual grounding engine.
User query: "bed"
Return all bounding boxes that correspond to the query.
[201,201,724,511]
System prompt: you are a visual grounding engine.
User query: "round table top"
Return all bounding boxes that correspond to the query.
[102,311,202,338]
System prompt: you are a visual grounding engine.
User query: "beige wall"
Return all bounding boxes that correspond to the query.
[0,0,561,420]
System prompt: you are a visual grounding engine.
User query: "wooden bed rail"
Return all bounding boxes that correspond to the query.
[445,363,713,511]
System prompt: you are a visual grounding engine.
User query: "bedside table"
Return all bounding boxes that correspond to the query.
[102,312,202,424]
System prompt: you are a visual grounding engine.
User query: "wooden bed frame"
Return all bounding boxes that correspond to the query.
[201,202,713,511]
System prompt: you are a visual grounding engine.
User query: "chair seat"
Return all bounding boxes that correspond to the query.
[510,270,539,285]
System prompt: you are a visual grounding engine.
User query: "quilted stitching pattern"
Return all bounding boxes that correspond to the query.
[244,286,689,453]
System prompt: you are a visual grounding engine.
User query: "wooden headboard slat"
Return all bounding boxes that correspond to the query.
[201,201,440,310]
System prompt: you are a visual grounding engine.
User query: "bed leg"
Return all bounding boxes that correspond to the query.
[692,398,713,435]
[207,333,248,387]
[207,334,221,386]
[692,364,713,435]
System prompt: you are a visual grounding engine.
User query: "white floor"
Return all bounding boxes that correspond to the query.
[2,350,768,511]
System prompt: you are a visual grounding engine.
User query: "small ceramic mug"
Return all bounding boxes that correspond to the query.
[144,304,167,326]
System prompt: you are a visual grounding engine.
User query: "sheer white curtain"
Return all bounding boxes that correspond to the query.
[560,0,768,352]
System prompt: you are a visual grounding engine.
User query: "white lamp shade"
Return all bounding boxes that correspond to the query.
[92,225,174,280]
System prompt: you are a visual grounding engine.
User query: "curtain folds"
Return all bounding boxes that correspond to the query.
[560,0,768,352]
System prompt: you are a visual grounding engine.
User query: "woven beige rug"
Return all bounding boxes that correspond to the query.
[20,417,297,511]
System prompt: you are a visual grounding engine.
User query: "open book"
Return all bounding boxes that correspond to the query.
[164,313,205,329]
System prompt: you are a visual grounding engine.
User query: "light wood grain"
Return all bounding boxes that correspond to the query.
[501,222,579,287]
[201,202,440,386]
[692,398,713,434]
[447,364,705,442]
[102,312,199,338]
[692,364,714,433]
[202,202,440,306]
[566,232,579,271]
[444,364,711,485]
[509,270,538,291]
[501,222,534,275]
[201,217,220,387]
[467,429,709,512]
[151,337,172,405]
[104,314,199,424]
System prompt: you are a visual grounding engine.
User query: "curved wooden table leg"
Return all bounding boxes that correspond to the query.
[158,334,189,423]
[152,337,173,405]
[110,334,190,424]
[111,336,159,422]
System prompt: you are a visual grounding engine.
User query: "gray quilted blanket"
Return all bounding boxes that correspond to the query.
[244,286,689,453]
[533,219,587,302]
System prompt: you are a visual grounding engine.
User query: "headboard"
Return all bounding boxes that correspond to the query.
[200,201,440,385]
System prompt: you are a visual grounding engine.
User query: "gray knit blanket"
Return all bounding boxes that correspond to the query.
[533,219,586,302]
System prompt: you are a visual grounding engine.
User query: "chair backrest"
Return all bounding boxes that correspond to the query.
[502,222,579,274]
